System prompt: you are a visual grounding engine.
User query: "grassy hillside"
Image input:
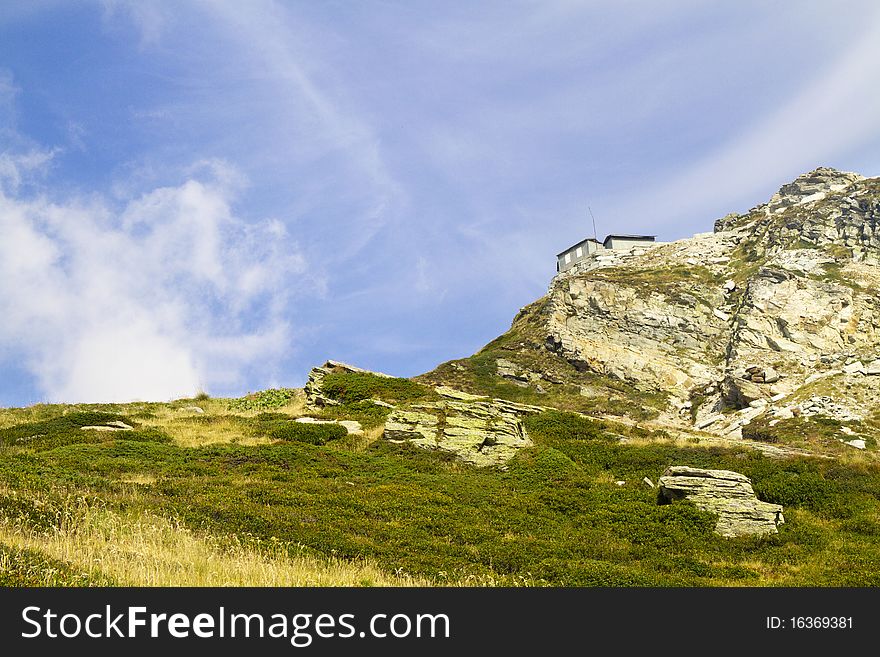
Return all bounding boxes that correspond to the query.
[1,393,880,586]
[418,299,669,420]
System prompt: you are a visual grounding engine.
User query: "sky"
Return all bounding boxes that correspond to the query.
[1,1,880,406]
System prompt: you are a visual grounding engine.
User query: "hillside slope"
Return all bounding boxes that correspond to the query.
[422,167,880,455]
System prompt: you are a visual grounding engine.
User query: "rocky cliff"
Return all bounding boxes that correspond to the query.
[424,167,880,452]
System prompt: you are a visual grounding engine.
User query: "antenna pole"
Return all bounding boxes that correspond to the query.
[588,206,598,241]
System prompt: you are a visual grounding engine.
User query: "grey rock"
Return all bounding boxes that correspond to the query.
[658,466,784,537]
[695,414,724,429]
[766,167,863,214]
[843,361,864,374]
[81,420,134,432]
[383,386,545,467]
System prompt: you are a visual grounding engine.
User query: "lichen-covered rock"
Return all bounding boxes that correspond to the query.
[658,466,784,537]
[304,360,393,408]
[383,387,544,467]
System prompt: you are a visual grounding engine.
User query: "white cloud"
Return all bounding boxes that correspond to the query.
[0,149,58,192]
[0,154,306,403]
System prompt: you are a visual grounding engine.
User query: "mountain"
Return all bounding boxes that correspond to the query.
[421,167,880,453]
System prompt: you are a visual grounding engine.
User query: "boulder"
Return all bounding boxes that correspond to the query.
[843,361,865,375]
[384,387,544,467]
[743,366,778,384]
[658,466,784,537]
[80,420,133,432]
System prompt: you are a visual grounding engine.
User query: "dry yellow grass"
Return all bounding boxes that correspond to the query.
[331,424,386,453]
[0,504,434,587]
[155,415,273,448]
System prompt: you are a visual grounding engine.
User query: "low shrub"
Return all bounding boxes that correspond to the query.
[118,428,173,444]
[227,389,297,412]
[269,422,347,445]
[317,400,393,430]
[0,412,137,449]
[523,410,607,443]
[321,372,429,405]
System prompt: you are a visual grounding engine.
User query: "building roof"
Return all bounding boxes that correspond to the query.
[558,234,655,257]
[602,234,656,241]
[556,237,599,258]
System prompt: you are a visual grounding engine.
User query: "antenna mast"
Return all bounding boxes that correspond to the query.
[588,206,598,241]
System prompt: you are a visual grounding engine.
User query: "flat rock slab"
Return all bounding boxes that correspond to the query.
[80,421,134,432]
[384,386,544,467]
[658,466,784,538]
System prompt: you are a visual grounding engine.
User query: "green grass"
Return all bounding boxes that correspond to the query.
[2,404,880,586]
[417,296,670,420]
[314,400,392,430]
[0,411,171,451]
[320,372,433,405]
[742,415,875,452]
[587,264,722,308]
[268,421,347,445]
[228,388,298,412]
[0,544,116,586]
[523,410,609,442]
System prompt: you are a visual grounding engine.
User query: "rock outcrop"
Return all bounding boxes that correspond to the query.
[658,466,784,537]
[384,386,543,467]
[441,167,880,446]
[304,360,393,408]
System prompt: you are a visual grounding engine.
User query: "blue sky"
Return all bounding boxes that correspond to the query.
[1,1,880,405]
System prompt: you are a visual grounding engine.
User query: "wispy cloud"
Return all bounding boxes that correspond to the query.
[105,0,404,261]
[608,8,880,234]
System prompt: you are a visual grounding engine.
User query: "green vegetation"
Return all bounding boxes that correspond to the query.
[268,421,347,445]
[588,264,721,308]
[0,411,170,451]
[0,544,115,586]
[321,372,432,405]
[416,297,669,421]
[228,388,298,412]
[314,400,392,430]
[2,402,880,586]
[743,415,875,452]
[523,410,609,442]
[0,411,133,444]
[809,261,865,291]
[425,351,667,421]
